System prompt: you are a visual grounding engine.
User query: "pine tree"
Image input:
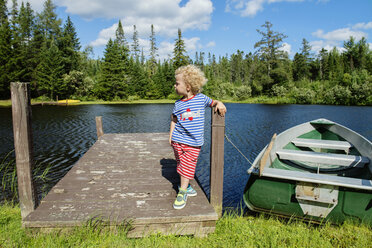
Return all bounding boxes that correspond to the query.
[327,47,344,82]
[97,39,128,100]
[17,2,35,82]
[59,16,81,75]
[318,48,328,80]
[0,0,12,98]
[115,20,128,49]
[148,24,158,74]
[129,58,148,98]
[254,21,288,91]
[36,40,65,99]
[254,21,287,76]
[38,0,61,42]
[131,25,140,60]
[30,20,45,93]
[172,28,188,69]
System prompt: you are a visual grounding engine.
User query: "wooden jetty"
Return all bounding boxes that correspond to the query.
[11,82,225,237]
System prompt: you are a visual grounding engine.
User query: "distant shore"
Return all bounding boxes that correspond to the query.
[0,96,298,107]
[1,96,371,108]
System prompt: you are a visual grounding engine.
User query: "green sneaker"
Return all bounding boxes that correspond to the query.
[179,184,197,197]
[173,189,187,209]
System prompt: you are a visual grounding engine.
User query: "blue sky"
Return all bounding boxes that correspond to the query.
[13,0,372,60]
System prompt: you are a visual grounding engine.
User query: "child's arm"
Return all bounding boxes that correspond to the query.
[169,114,177,145]
[211,100,227,117]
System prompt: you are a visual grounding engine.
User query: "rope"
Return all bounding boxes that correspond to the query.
[224,133,254,166]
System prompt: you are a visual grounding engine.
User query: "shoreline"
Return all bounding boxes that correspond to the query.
[1,97,371,107]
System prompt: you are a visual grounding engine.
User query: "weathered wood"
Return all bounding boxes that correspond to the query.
[210,109,225,217]
[24,133,218,237]
[95,116,104,139]
[10,82,38,219]
[259,133,276,177]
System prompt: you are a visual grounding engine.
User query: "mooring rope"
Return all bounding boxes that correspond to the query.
[224,133,254,166]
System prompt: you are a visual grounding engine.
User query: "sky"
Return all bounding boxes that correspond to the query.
[10,0,372,61]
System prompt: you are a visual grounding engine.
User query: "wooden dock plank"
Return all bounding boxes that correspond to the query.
[24,133,218,237]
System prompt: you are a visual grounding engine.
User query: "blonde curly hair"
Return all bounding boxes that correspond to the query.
[175,65,207,95]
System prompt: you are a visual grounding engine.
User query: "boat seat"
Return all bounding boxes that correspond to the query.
[261,167,372,191]
[292,138,352,153]
[276,149,369,167]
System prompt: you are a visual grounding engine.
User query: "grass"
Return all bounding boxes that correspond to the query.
[0,203,371,248]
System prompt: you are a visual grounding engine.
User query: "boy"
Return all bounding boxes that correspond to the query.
[169,65,226,209]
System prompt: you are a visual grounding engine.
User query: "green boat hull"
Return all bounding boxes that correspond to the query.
[243,175,372,225]
[244,119,372,225]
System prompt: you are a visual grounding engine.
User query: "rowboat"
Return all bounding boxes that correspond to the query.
[244,118,372,225]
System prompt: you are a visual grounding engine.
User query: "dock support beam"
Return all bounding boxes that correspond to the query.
[96,116,104,139]
[11,82,37,219]
[210,109,225,217]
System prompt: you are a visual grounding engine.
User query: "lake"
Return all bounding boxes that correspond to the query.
[1,103,371,208]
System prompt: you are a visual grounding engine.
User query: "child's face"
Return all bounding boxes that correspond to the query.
[174,74,190,96]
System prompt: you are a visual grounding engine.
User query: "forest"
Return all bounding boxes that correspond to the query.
[0,0,371,105]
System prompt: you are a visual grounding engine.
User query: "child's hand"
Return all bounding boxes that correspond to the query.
[214,101,227,117]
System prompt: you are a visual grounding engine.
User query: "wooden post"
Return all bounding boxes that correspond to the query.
[210,109,225,217]
[96,116,104,139]
[10,82,38,219]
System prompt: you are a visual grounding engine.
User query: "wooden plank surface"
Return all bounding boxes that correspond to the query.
[24,133,218,237]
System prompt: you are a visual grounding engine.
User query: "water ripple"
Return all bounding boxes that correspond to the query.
[1,103,371,207]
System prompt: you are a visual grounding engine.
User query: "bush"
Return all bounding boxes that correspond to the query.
[323,85,352,105]
[167,92,180,100]
[234,85,252,100]
[127,95,140,101]
[350,81,372,105]
[251,80,263,95]
[271,85,287,97]
[210,82,235,99]
[290,87,316,104]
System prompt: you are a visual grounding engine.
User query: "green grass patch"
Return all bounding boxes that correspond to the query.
[1,204,371,247]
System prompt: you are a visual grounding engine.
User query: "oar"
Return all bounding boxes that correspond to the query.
[259,133,277,177]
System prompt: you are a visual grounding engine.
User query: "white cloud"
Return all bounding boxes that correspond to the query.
[226,0,302,17]
[185,37,202,51]
[206,41,216,47]
[10,1,45,12]
[310,25,369,54]
[58,0,212,41]
[90,25,118,47]
[60,0,213,58]
[312,28,367,41]
[353,22,372,30]
[158,41,174,61]
[309,40,344,54]
[279,42,292,56]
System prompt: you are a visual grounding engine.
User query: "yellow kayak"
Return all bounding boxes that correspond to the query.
[57,99,80,104]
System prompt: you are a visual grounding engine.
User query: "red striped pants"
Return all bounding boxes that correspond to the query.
[171,141,201,180]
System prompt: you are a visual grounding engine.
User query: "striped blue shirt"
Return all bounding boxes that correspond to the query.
[171,93,213,147]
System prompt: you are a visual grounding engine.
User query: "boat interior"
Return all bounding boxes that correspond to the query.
[252,119,372,191]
